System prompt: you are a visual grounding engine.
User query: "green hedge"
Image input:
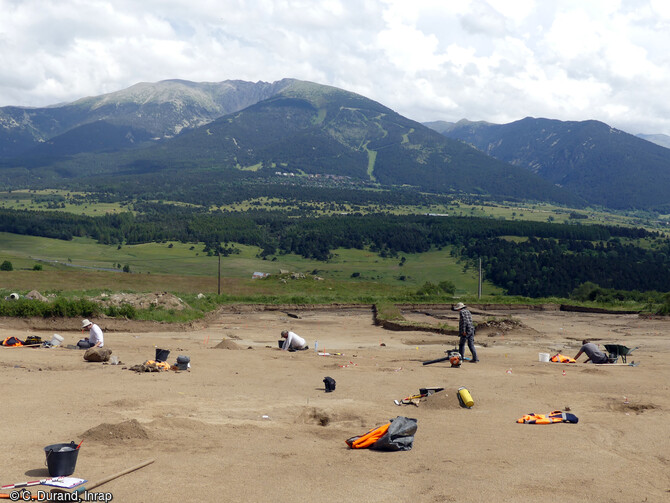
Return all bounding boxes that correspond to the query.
[0,297,101,318]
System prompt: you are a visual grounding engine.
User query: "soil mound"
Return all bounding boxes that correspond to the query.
[26,290,48,301]
[214,339,241,350]
[95,292,189,311]
[416,390,461,410]
[82,419,150,443]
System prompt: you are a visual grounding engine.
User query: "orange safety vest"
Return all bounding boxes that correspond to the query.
[345,422,390,449]
[517,410,578,424]
[550,353,576,363]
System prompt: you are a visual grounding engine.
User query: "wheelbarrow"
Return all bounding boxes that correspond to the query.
[604,344,638,363]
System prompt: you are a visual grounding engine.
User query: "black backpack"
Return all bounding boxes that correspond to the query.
[323,376,336,392]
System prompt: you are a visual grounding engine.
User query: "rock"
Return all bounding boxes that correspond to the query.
[84,347,113,362]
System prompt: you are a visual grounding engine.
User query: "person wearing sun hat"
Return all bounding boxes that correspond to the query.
[81,318,104,348]
[453,302,478,362]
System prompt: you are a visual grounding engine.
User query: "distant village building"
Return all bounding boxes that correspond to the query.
[252,272,270,279]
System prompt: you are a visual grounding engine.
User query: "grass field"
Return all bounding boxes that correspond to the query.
[0,189,130,216]
[0,232,501,300]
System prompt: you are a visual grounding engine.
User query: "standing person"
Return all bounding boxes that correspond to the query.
[280,330,307,351]
[81,319,104,348]
[454,303,479,362]
[574,339,609,364]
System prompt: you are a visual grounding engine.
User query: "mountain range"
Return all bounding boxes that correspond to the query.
[1,78,669,211]
[427,118,670,210]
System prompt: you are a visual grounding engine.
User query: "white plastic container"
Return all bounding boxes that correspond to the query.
[51,334,64,347]
[539,352,550,362]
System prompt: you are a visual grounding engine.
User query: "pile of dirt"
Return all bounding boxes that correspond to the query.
[95,292,189,311]
[25,290,49,301]
[418,390,461,410]
[214,339,241,350]
[477,317,532,337]
[82,419,150,442]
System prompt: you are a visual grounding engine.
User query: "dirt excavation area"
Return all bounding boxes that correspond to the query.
[0,306,669,502]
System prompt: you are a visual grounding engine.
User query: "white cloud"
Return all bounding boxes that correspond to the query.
[1,0,670,134]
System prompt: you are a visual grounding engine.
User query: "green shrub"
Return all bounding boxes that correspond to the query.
[438,280,456,295]
[416,281,440,296]
[415,280,456,297]
[0,297,101,318]
[105,303,137,319]
[656,293,670,315]
[0,260,13,271]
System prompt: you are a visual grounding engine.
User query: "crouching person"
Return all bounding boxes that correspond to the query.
[574,340,610,364]
[81,318,111,362]
[280,330,308,351]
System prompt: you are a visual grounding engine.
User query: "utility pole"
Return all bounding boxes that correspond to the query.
[218,250,221,295]
[478,258,482,299]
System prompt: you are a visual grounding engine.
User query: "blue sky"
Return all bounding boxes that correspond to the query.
[2,0,669,135]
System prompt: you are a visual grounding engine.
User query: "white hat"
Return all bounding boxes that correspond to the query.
[453,302,466,311]
[81,319,92,329]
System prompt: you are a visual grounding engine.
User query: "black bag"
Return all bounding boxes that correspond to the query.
[25,336,43,345]
[369,416,418,451]
[323,376,336,392]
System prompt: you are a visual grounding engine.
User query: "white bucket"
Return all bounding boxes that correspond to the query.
[539,352,550,362]
[51,334,64,347]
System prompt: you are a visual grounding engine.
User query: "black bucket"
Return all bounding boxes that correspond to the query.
[44,441,79,477]
[155,348,170,362]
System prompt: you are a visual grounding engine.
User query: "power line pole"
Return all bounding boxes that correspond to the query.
[218,250,221,295]
[478,258,482,299]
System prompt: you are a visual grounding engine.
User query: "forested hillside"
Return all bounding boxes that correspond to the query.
[435,117,670,211]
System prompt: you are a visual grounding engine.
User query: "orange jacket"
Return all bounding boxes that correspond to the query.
[346,422,390,449]
[550,353,576,363]
[517,410,578,424]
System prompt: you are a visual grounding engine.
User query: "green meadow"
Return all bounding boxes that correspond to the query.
[0,189,129,216]
[0,232,499,300]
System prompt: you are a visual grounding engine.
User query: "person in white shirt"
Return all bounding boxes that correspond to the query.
[280,330,307,351]
[81,319,104,348]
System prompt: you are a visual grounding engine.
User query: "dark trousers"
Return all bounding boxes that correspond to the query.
[459,334,478,361]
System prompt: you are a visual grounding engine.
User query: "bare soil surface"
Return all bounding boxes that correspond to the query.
[1,306,668,502]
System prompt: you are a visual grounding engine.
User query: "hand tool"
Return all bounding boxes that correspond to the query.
[50,459,154,499]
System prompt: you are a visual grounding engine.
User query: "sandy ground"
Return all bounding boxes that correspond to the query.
[0,306,668,503]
